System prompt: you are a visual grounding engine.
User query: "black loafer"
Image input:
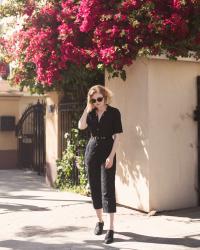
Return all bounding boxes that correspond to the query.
[104,230,114,244]
[94,221,104,235]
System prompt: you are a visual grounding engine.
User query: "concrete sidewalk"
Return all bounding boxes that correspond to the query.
[0,169,200,250]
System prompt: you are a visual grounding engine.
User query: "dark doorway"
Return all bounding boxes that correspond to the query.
[15,101,46,175]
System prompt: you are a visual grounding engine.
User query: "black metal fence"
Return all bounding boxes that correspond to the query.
[58,88,90,186]
[59,101,86,154]
[15,101,46,175]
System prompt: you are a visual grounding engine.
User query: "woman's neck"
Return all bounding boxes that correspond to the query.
[96,104,108,112]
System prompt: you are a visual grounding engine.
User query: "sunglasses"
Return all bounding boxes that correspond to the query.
[90,96,104,104]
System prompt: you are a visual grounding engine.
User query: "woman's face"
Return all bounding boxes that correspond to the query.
[90,92,105,109]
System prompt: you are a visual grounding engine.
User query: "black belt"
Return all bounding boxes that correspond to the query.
[91,136,112,140]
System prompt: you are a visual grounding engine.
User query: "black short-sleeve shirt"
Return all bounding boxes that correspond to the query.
[86,105,123,137]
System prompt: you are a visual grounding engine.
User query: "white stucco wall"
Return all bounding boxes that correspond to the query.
[106,57,199,212]
[148,58,199,211]
[0,79,45,168]
[45,91,60,185]
[106,59,150,212]
[0,97,19,150]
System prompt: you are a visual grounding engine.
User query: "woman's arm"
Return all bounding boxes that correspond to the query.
[78,107,88,130]
[105,133,121,169]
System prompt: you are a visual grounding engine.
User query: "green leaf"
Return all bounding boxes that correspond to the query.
[120,70,126,81]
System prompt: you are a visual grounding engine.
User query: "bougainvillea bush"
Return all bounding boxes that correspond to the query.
[1,0,200,92]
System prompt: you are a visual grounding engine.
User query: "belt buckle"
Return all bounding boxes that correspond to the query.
[93,135,106,140]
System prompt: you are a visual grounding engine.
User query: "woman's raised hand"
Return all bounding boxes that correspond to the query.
[85,103,94,113]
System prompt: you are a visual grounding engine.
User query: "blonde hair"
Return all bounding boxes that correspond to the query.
[87,85,113,111]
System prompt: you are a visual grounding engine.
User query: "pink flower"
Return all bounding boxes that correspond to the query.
[162,13,189,39]
[76,0,104,32]
[2,0,200,88]
[121,0,140,11]
[99,47,116,65]
[172,0,182,10]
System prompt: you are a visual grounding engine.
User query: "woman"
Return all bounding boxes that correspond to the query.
[78,85,123,244]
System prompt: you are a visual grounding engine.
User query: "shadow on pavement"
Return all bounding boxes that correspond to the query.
[0,239,122,250]
[0,200,92,215]
[115,231,200,248]
[1,230,200,250]
[16,225,88,237]
[159,207,200,221]
[0,194,91,203]
[0,203,50,214]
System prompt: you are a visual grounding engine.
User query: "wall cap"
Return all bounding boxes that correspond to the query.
[148,54,200,63]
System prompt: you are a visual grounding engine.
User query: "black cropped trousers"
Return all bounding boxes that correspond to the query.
[84,137,116,213]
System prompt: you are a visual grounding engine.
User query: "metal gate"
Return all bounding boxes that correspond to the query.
[59,85,90,154]
[15,101,46,175]
[59,85,91,186]
[59,101,88,153]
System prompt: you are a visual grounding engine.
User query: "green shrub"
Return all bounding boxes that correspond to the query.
[55,128,88,194]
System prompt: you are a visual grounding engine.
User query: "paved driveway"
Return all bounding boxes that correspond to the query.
[0,169,200,250]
